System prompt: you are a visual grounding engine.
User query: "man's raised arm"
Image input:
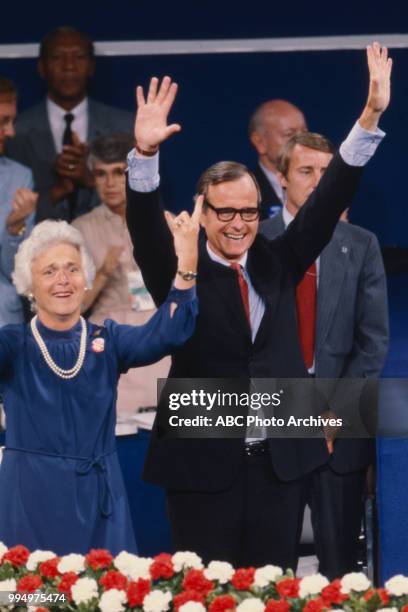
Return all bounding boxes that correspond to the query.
[126,77,182,305]
[277,42,392,282]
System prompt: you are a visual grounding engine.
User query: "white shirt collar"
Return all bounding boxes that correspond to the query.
[47,96,88,122]
[259,161,285,203]
[206,242,248,268]
[282,205,295,227]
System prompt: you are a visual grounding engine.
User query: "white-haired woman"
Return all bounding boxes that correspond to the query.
[0,199,201,555]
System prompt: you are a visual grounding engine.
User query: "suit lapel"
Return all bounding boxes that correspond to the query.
[31,101,57,159]
[316,225,351,350]
[199,246,252,337]
[88,99,107,141]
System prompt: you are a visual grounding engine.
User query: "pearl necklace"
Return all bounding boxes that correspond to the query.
[30,315,87,379]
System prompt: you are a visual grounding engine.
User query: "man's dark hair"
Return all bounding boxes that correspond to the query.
[0,76,17,98]
[39,27,95,59]
[88,133,135,166]
[277,132,335,177]
[196,161,261,208]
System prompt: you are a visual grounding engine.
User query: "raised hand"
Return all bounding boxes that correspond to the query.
[135,76,181,154]
[359,42,392,130]
[164,195,203,288]
[366,42,392,113]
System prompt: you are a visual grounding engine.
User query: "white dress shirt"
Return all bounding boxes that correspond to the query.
[47,97,88,152]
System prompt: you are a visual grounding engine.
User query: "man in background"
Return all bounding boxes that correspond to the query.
[0,77,37,327]
[249,99,306,219]
[260,131,388,578]
[7,27,133,223]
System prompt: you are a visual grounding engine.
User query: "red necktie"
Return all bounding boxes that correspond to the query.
[230,263,251,327]
[296,261,317,369]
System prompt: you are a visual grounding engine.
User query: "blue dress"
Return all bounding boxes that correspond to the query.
[0,287,197,555]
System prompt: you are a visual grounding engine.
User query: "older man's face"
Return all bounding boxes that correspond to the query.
[0,94,17,154]
[259,108,307,167]
[200,174,260,263]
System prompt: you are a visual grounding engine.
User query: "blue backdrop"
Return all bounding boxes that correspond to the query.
[1,2,408,581]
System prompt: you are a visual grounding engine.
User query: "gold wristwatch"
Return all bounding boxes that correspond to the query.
[177,270,198,281]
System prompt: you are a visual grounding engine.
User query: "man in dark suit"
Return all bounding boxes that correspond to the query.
[259,131,388,578]
[7,27,133,223]
[248,99,307,220]
[126,44,391,570]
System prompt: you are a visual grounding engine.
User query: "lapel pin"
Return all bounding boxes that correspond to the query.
[341,246,348,254]
[92,338,105,353]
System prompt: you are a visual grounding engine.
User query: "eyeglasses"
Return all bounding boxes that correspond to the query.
[204,200,260,222]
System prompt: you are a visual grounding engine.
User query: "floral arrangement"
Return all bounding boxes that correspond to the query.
[1,543,408,611]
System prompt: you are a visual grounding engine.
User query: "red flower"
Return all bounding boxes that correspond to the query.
[150,552,175,580]
[208,594,237,612]
[401,606,408,612]
[182,569,214,596]
[35,608,49,612]
[364,588,390,605]
[17,574,43,593]
[276,578,300,599]
[265,599,290,612]
[3,545,30,567]
[127,578,151,607]
[39,557,60,578]
[321,580,348,606]
[231,568,256,591]
[58,572,78,598]
[85,548,113,570]
[99,569,128,591]
[303,597,324,612]
[173,590,205,611]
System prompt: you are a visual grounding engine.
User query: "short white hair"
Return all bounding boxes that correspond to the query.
[13,220,96,296]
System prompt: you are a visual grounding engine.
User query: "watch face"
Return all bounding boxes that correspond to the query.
[178,271,196,281]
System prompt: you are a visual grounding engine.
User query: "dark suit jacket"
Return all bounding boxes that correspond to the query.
[126,154,363,491]
[252,164,283,220]
[260,212,389,472]
[7,99,133,222]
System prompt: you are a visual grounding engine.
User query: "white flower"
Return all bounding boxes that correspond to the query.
[26,550,56,571]
[341,572,371,593]
[236,597,265,612]
[99,588,127,612]
[114,552,152,580]
[71,577,99,605]
[377,609,398,612]
[204,560,234,584]
[0,542,8,559]
[0,578,16,591]
[299,573,329,598]
[58,553,86,574]
[172,551,203,572]
[385,575,408,596]
[179,603,206,612]
[143,589,172,612]
[254,565,283,588]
